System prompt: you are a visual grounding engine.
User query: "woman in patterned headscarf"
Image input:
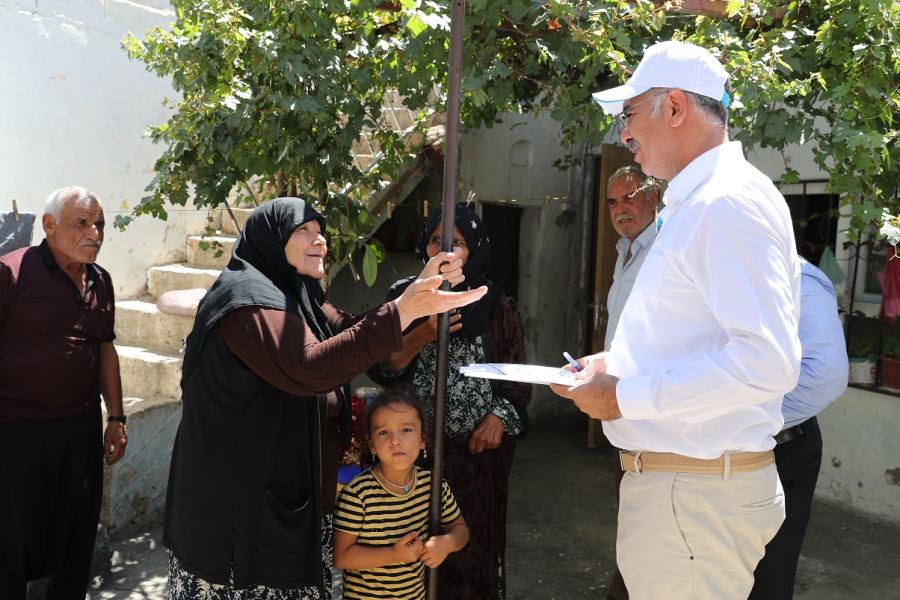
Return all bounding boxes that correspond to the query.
[372,203,530,599]
[164,198,486,600]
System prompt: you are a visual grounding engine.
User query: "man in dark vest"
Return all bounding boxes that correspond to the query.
[0,186,127,600]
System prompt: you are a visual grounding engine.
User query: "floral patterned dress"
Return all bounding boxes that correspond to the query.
[412,335,522,437]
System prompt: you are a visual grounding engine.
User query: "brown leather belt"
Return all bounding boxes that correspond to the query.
[619,450,775,475]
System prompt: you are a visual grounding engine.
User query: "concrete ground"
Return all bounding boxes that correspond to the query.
[89,415,900,599]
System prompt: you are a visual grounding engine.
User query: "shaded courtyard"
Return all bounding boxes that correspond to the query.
[89,415,900,599]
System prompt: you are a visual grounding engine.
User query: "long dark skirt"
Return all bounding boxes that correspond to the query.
[437,435,516,600]
[167,417,341,600]
[168,514,333,600]
[0,408,103,600]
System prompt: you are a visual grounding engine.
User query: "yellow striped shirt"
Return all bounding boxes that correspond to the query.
[334,467,461,600]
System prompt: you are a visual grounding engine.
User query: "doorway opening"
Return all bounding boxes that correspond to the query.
[481,203,522,302]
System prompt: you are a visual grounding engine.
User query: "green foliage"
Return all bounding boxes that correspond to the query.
[882,333,900,358]
[848,331,876,358]
[680,0,899,239]
[847,312,880,357]
[123,0,899,280]
[122,0,431,282]
[464,0,898,236]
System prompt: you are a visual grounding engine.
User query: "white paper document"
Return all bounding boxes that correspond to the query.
[459,363,577,386]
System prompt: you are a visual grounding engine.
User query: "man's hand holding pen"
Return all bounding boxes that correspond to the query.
[550,352,622,420]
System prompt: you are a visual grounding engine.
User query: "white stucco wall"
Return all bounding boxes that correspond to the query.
[460,113,582,418]
[816,387,900,524]
[459,112,570,205]
[745,142,829,182]
[0,0,210,297]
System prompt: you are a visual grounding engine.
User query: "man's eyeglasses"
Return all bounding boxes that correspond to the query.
[614,90,669,130]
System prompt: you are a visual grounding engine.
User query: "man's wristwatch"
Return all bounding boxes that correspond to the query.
[107,415,127,424]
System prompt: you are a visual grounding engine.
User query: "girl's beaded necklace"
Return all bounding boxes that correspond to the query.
[376,464,416,494]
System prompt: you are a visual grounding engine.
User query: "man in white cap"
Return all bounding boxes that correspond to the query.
[551,41,801,599]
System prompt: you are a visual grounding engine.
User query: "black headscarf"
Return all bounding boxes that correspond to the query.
[182,197,332,380]
[407,204,502,340]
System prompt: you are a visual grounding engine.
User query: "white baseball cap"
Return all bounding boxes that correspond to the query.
[592,41,730,115]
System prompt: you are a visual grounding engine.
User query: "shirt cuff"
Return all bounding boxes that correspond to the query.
[490,396,523,436]
[374,360,410,381]
[616,375,661,420]
[384,300,404,352]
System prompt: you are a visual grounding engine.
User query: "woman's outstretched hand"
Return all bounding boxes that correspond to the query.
[395,252,487,331]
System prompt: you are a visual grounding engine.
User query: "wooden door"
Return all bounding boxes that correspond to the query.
[587,144,638,447]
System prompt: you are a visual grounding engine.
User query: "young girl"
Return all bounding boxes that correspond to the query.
[334,387,469,599]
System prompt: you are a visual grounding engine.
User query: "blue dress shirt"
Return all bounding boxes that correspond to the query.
[783,258,849,429]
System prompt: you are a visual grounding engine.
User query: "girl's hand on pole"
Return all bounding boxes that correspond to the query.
[392,531,424,564]
[420,516,468,568]
[419,534,454,568]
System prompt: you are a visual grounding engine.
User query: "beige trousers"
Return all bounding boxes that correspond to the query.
[617,462,784,600]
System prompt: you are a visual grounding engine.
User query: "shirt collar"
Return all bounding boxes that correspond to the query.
[617,220,659,256]
[664,141,745,208]
[38,238,102,285]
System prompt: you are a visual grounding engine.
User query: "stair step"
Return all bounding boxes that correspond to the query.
[116,345,183,401]
[220,207,254,235]
[186,235,236,269]
[101,394,181,538]
[147,263,221,298]
[115,300,194,352]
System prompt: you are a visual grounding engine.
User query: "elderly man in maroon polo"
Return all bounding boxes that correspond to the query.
[0,186,127,600]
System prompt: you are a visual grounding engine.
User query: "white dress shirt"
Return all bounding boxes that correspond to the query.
[604,142,802,458]
[605,222,658,351]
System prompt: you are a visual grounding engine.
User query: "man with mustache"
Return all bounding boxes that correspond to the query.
[604,166,661,353]
[552,41,801,599]
[0,186,126,600]
[600,166,660,600]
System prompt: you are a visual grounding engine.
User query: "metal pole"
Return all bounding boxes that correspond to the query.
[428,0,466,597]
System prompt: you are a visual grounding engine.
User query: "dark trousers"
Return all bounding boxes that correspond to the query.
[750,417,823,600]
[437,436,516,600]
[0,409,104,600]
[606,418,823,600]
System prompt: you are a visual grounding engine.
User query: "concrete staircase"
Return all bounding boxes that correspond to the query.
[101,208,251,538]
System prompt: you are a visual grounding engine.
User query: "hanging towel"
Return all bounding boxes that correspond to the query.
[0,212,36,256]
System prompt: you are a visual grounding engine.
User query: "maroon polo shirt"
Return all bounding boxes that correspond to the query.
[0,240,115,421]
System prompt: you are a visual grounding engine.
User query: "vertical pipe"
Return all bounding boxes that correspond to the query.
[846,238,860,358]
[428,0,466,598]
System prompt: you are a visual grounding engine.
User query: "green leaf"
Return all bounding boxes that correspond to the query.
[362,243,378,287]
[113,214,133,231]
[406,14,428,37]
[356,208,376,231]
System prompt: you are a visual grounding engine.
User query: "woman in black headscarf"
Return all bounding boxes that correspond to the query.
[371,204,531,599]
[163,198,485,600]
